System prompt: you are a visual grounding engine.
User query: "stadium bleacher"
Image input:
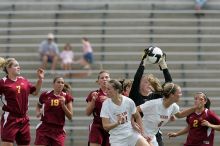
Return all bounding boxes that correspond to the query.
[1,0,220,145]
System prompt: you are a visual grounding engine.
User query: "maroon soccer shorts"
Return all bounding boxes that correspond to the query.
[88,123,110,146]
[35,123,66,146]
[1,112,30,145]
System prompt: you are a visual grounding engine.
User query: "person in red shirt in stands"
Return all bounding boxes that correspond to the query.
[0,57,44,146]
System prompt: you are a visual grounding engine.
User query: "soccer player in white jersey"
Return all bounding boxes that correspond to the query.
[100,79,152,146]
[137,83,198,146]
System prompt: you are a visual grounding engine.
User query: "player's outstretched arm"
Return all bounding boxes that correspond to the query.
[167,125,189,138]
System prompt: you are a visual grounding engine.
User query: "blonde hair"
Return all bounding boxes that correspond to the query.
[0,58,17,74]
[0,57,6,69]
[146,74,163,92]
[163,83,179,98]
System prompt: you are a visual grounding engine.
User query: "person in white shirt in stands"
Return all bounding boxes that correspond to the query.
[101,79,152,146]
[137,83,198,146]
[60,43,74,71]
[39,33,59,72]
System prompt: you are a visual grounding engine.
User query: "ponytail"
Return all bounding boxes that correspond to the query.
[205,97,211,109]
[119,79,132,93]
[0,57,6,69]
[63,83,72,93]
[0,57,16,74]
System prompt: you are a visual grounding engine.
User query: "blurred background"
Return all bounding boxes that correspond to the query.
[0,0,220,145]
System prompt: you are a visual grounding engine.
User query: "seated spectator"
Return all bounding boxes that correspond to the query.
[39,33,59,71]
[60,43,74,78]
[60,43,74,70]
[77,37,94,69]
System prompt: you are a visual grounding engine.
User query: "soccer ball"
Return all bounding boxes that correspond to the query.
[146,46,163,64]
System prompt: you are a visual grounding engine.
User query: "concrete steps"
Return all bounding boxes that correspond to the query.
[1,0,220,145]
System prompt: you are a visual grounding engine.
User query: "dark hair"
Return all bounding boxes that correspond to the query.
[109,79,123,94]
[62,83,72,93]
[119,79,132,92]
[162,83,179,98]
[195,92,211,109]
[53,76,64,83]
[96,70,110,81]
[82,37,88,41]
[63,43,72,50]
[205,98,211,109]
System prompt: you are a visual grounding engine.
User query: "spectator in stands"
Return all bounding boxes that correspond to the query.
[129,48,172,146]
[34,76,73,146]
[100,79,152,146]
[168,92,220,146]
[77,37,94,69]
[195,0,208,14]
[85,70,110,146]
[60,43,74,77]
[137,83,198,146]
[60,43,74,70]
[39,33,59,72]
[0,57,44,146]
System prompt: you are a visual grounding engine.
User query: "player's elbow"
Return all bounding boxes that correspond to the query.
[67,113,73,121]
[102,124,109,131]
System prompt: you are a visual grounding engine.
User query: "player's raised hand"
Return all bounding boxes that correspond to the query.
[91,91,98,101]
[158,52,168,70]
[58,96,66,105]
[37,68,45,80]
[141,47,150,61]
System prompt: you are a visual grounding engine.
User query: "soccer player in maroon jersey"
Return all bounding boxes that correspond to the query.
[168,92,220,146]
[86,70,110,146]
[34,76,73,146]
[119,79,132,97]
[0,57,44,146]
